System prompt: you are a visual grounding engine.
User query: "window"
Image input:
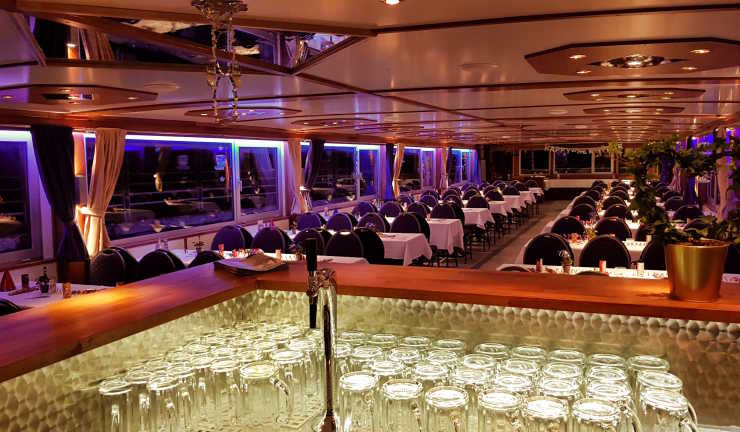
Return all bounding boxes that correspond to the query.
[421,150,435,188]
[0,132,42,262]
[359,148,378,197]
[448,149,472,184]
[238,143,280,217]
[86,135,234,241]
[520,150,550,173]
[554,151,592,173]
[594,153,613,173]
[400,148,421,192]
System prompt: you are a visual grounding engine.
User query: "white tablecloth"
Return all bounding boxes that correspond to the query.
[378,232,433,265]
[530,187,544,196]
[428,218,464,253]
[0,284,107,308]
[520,190,535,204]
[169,249,368,266]
[503,195,524,211]
[489,201,509,216]
[496,264,740,283]
[462,208,494,228]
[570,239,646,265]
[543,219,642,238]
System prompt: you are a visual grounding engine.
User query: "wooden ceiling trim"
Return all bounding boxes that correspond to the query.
[374,4,740,34]
[28,12,292,75]
[291,36,367,75]
[13,1,376,37]
[7,11,45,66]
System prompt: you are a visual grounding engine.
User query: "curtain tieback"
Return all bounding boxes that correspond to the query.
[79,206,105,218]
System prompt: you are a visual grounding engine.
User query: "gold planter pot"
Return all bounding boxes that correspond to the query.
[665,242,729,302]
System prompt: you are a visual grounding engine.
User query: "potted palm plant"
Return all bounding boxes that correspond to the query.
[626,134,739,301]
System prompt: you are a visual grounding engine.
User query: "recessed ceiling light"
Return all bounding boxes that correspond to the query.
[200,112,208,116]
[690,49,711,55]
[681,66,698,71]
[59,88,72,93]
[459,62,500,72]
[569,54,587,60]
[127,96,138,100]
[603,109,611,112]
[66,42,77,49]
[574,124,588,129]
[590,93,600,97]
[248,109,255,112]
[501,135,511,139]
[279,112,285,115]
[1,95,12,100]
[576,70,591,75]
[626,95,638,99]
[661,96,671,100]
[626,109,642,113]
[303,122,309,125]
[663,91,674,95]
[595,98,605,101]
[548,109,568,115]
[381,0,401,4]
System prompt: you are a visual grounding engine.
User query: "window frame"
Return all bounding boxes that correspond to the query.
[235,139,284,224]
[0,131,47,265]
[420,148,436,190]
[552,149,614,175]
[519,149,550,174]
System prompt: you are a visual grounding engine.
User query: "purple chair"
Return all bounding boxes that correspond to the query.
[603,204,632,221]
[109,246,139,282]
[358,212,390,232]
[569,203,596,221]
[398,195,414,207]
[485,190,504,201]
[442,189,460,200]
[574,195,598,208]
[189,250,223,268]
[421,189,440,200]
[609,189,629,201]
[431,203,456,219]
[550,216,585,238]
[325,231,365,258]
[466,195,489,209]
[419,195,438,209]
[353,201,376,217]
[138,250,177,280]
[579,235,632,268]
[595,217,632,241]
[502,186,520,196]
[602,196,626,211]
[639,240,666,270]
[390,213,422,234]
[663,196,684,212]
[514,182,528,192]
[523,233,574,266]
[662,190,681,201]
[297,213,324,231]
[90,249,127,287]
[252,227,288,253]
[211,225,249,251]
[379,201,403,218]
[634,224,649,242]
[462,189,479,201]
[525,180,538,188]
[445,195,464,209]
[293,228,326,254]
[326,213,354,232]
[672,205,703,221]
[354,227,385,264]
[408,202,429,218]
[584,189,601,202]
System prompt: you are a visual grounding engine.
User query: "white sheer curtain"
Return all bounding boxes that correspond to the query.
[79,128,126,256]
[284,138,308,214]
[436,145,449,190]
[392,143,405,197]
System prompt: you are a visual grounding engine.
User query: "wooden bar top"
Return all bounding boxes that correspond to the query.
[1,263,739,383]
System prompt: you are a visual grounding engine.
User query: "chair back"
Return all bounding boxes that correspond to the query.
[353,228,385,264]
[515,182,528,192]
[326,213,354,231]
[578,235,631,268]
[573,195,598,208]
[525,179,538,188]
[662,190,681,201]
[445,195,464,209]
[462,189,479,201]
[595,217,632,241]
[485,190,504,201]
[601,196,626,211]
[398,195,414,206]
[726,244,739,273]
[672,205,703,221]
[569,203,596,221]
[431,203,456,220]
[419,195,438,208]
[466,195,489,209]
[411,213,431,240]
[408,202,429,218]
[499,265,533,272]
[211,225,249,251]
[189,250,223,268]
[91,249,127,286]
[353,201,377,217]
[655,186,669,197]
[592,180,607,188]
[358,212,389,232]
[391,213,422,234]
[297,212,324,231]
[584,189,601,202]
[523,233,574,266]
[138,249,177,280]
[109,246,139,282]
[550,216,585,237]
[421,189,440,200]
[639,240,666,270]
[162,250,185,270]
[684,219,709,231]
[634,224,649,242]
[325,231,365,258]
[447,201,466,225]
[442,189,460,200]
[252,227,288,253]
[293,228,327,254]
[503,186,520,196]
[603,204,631,221]
[663,196,684,212]
[379,201,404,218]
[609,189,629,201]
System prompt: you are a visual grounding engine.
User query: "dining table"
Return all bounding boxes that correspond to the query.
[496,263,740,283]
[461,207,495,228]
[0,283,107,308]
[167,248,369,267]
[503,195,524,212]
[569,238,646,264]
[386,216,463,254]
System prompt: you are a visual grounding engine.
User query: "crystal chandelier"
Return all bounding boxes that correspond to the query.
[191,0,248,123]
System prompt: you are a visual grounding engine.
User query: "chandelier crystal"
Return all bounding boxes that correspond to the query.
[192,0,248,123]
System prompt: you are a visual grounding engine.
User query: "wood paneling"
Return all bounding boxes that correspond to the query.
[1,262,740,382]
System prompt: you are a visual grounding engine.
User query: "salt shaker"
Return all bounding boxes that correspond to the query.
[62,282,72,299]
[599,260,607,273]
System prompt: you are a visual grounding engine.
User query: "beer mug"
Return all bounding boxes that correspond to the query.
[492,374,534,398]
[638,390,697,432]
[371,359,407,388]
[339,330,368,347]
[147,374,184,431]
[474,342,509,362]
[426,350,460,370]
[585,382,639,432]
[400,336,433,353]
[368,333,398,351]
[350,345,385,372]
[99,378,133,432]
[461,354,497,380]
[498,359,539,380]
[548,349,585,366]
[450,367,489,426]
[380,379,424,432]
[477,390,522,432]
[521,396,569,432]
[542,363,582,385]
[626,356,668,387]
[412,362,449,395]
[270,349,309,420]
[339,371,379,432]
[510,346,547,365]
[587,354,626,371]
[432,339,467,354]
[389,347,422,368]
[571,398,642,432]
[123,369,153,432]
[424,386,470,432]
[585,366,629,387]
[239,360,290,431]
[538,377,582,408]
[634,371,683,407]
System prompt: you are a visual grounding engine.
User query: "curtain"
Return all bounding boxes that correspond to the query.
[79,128,126,257]
[391,144,405,198]
[471,150,481,184]
[659,155,673,185]
[30,125,89,261]
[284,139,308,215]
[383,143,395,201]
[303,138,324,188]
[436,146,449,190]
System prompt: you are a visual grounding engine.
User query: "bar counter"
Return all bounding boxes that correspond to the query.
[1,262,740,383]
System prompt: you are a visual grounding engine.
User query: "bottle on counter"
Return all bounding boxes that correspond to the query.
[38,266,50,295]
